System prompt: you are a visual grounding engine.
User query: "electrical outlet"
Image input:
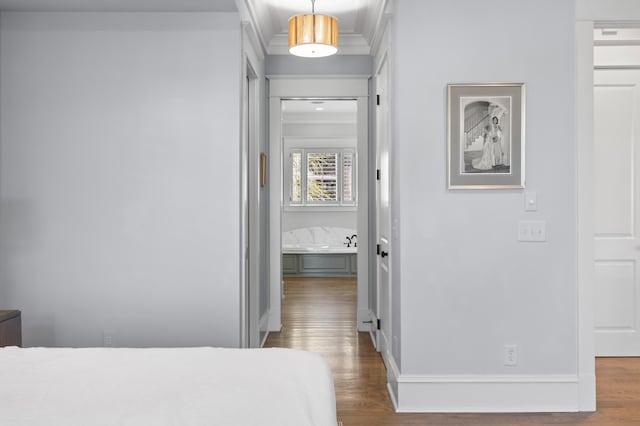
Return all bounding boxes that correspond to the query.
[504,344,518,366]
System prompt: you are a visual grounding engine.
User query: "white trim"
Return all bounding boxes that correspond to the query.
[239,25,249,348]
[397,374,579,384]
[371,5,394,387]
[259,310,270,347]
[392,376,581,413]
[366,308,378,348]
[575,19,597,412]
[239,20,266,348]
[372,9,392,74]
[283,206,357,213]
[267,33,371,56]
[575,0,640,410]
[268,95,283,332]
[267,306,281,332]
[368,0,391,57]
[266,74,372,80]
[355,96,369,330]
[386,354,583,413]
[268,77,369,336]
[269,77,369,98]
[386,348,401,409]
[284,147,357,208]
[357,308,370,332]
[234,0,268,57]
[577,0,640,21]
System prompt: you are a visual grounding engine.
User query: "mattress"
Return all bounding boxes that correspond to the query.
[0,346,338,426]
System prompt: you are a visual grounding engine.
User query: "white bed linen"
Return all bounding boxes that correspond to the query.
[0,346,337,426]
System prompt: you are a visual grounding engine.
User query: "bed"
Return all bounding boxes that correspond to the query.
[0,346,338,426]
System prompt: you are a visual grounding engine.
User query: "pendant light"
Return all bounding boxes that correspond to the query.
[288,0,338,58]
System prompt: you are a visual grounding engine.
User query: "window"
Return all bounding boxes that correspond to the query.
[288,148,356,206]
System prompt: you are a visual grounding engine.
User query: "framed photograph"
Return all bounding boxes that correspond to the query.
[447,83,525,189]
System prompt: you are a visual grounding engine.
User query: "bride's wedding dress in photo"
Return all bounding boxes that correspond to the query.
[472,138,495,170]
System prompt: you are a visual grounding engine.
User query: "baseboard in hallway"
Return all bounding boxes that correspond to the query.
[264,277,640,425]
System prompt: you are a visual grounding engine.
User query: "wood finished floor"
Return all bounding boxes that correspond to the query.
[264,277,640,426]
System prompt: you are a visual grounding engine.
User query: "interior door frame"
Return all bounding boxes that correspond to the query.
[368,10,393,353]
[576,0,640,411]
[369,52,390,353]
[267,77,370,332]
[239,22,264,348]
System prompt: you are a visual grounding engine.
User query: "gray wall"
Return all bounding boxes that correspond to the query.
[266,54,372,76]
[0,12,242,347]
[392,0,577,375]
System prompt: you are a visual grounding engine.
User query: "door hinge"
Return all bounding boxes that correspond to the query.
[377,319,381,330]
[376,94,380,106]
[377,244,380,255]
[376,169,381,181]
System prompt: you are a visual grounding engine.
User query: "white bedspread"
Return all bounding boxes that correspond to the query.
[0,346,337,426]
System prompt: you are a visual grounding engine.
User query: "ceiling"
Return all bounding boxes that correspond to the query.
[0,0,386,55]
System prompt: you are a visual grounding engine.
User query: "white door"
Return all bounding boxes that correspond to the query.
[375,57,392,355]
[594,69,640,355]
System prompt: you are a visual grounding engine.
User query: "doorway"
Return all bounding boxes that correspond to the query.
[267,78,370,334]
[592,26,640,355]
[575,3,640,410]
[281,99,358,279]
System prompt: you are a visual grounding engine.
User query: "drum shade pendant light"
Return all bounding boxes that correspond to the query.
[288,0,338,58]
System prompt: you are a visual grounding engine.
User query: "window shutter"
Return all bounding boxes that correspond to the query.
[306,152,338,202]
[291,152,302,203]
[343,151,354,203]
[285,147,356,207]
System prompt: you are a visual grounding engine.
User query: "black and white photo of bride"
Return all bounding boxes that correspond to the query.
[461,98,511,174]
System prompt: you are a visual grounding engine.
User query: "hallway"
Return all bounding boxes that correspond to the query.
[264,277,640,425]
[264,277,391,424]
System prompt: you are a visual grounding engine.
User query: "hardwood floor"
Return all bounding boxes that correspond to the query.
[264,277,640,426]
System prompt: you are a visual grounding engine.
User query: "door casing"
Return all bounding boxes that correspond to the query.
[267,77,370,332]
[575,0,640,411]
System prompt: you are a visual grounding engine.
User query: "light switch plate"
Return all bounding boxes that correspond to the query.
[525,191,537,211]
[518,220,546,242]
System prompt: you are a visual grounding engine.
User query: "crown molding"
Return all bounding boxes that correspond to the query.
[268,33,370,56]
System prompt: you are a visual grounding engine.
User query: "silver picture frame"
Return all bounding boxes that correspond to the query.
[447,83,525,189]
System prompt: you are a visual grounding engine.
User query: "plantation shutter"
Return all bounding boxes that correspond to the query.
[306,152,338,202]
[343,151,355,204]
[291,151,302,203]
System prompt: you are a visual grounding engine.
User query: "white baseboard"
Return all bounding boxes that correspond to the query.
[356,308,370,332]
[267,306,281,332]
[578,372,596,411]
[396,376,580,413]
[385,350,400,409]
[385,357,586,413]
[259,311,270,347]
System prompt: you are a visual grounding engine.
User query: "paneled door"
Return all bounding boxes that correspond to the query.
[594,69,640,355]
[375,56,392,356]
